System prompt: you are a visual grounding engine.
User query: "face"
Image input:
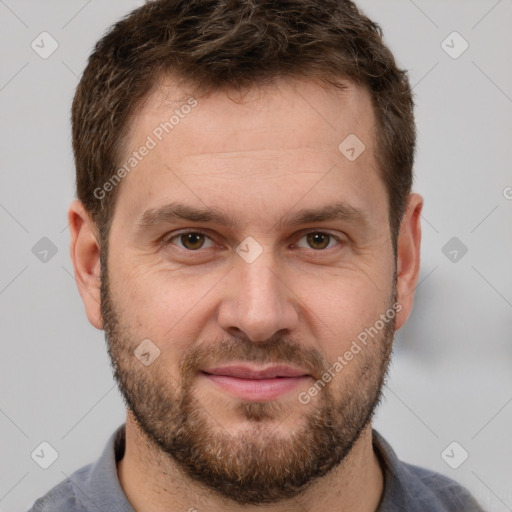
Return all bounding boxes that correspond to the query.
[99,78,398,504]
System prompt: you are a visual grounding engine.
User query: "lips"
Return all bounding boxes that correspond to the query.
[200,364,312,401]
[202,364,310,379]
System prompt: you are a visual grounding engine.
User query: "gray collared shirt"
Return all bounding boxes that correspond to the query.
[28,424,485,511]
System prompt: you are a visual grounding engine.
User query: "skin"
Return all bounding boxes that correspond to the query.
[68,77,422,512]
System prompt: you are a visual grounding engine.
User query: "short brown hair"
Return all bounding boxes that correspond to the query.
[72,0,415,252]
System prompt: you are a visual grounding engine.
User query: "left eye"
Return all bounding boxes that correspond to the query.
[295,232,339,250]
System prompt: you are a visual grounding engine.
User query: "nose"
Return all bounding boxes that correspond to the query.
[217,251,300,343]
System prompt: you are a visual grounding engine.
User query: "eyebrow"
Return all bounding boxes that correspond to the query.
[136,201,370,232]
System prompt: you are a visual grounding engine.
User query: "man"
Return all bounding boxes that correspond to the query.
[29,0,485,510]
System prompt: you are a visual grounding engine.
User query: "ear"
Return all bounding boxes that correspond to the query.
[68,199,103,330]
[394,193,423,331]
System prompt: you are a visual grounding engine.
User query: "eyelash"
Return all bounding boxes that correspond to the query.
[162,230,344,252]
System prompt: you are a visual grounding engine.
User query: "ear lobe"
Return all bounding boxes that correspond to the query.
[394,193,423,331]
[68,199,104,330]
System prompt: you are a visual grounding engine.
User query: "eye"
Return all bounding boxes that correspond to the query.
[166,231,216,251]
[162,230,342,253]
[295,232,340,250]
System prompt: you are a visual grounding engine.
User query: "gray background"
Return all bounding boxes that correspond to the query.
[0,0,511,511]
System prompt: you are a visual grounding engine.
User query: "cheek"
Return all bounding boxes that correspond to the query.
[298,272,393,361]
[109,235,395,364]
[116,269,221,356]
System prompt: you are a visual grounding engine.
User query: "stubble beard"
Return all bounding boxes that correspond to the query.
[100,252,395,505]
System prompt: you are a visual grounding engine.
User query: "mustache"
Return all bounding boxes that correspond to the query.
[179,335,330,384]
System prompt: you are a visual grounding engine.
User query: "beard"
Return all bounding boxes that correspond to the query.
[100,252,395,505]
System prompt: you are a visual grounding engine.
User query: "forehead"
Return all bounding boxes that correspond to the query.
[129,76,377,156]
[114,76,384,229]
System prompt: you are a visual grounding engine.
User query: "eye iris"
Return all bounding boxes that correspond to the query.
[181,233,205,250]
[307,233,330,250]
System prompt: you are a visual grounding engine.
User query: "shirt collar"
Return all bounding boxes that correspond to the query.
[77,424,425,511]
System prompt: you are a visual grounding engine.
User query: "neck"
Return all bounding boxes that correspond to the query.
[117,413,384,512]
